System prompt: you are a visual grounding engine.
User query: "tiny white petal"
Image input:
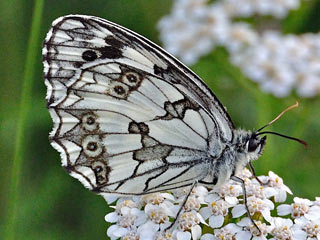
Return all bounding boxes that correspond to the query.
[199,207,211,220]
[225,196,239,205]
[138,220,159,233]
[264,187,277,199]
[131,207,142,215]
[305,206,320,220]
[294,216,309,225]
[140,230,156,240]
[236,231,252,240]
[144,204,156,212]
[237,217,251,226]
[277,204,292,216]
[292,229,307,239]
[264,198,275,210]
[162,193,176,201]
[205,194,220,202]
[294,197,313,206]
[232,204,246,218]
[191,224,202,240]
[113,227,128,237]
[106,225,118,238]
[252,236,267,240]
[197,212,208,225]
[135,213,148,226]
[209,215,224,228]
[195,185,208,196]
[105,212,119,223]
[177,231,192,240]
[272,217,293,227]
[160,221,171,231]
[200,233,215,240]
[261,209,272,222]
[121,206,131,215]
[274,189,287,202]
[225,223,242,233]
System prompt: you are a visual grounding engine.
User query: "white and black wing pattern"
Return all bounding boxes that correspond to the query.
[42,15,234,195]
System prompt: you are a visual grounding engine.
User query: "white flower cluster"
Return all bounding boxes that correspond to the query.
[223,0,300,18]
[104,169,320,240]
[158,0,320,98]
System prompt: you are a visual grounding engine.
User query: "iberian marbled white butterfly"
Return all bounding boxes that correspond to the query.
[43,15,306,230]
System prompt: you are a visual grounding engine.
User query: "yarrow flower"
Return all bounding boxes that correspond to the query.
[200,194,234,228]
[259,171,293,202]
[277,197,320,221]
[269,217,295,239]
[158,0,320,98]
[104,168,320,239]
[232,196,274,222]
[236,218,270,239]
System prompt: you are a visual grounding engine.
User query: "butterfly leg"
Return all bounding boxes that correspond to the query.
[165,180,198,231]
[248,162,263,185]
[231,175,261,234]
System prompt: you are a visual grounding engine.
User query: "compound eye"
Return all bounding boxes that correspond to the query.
[247,138,258,152]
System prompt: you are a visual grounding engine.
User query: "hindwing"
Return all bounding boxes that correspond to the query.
[43,15,234,195]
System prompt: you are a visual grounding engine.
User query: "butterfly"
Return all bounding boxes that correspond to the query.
[43,15,305,230]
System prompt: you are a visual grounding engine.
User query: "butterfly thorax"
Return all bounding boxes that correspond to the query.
[202,129,266,188]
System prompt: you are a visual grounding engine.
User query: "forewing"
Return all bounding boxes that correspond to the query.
[43,15,232,195]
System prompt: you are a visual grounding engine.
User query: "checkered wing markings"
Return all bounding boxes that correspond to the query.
[43,15,233,195]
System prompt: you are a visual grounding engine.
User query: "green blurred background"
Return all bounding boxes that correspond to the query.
[1,0,319,239]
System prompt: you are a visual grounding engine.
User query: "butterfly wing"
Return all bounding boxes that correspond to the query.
[43,15,234,195]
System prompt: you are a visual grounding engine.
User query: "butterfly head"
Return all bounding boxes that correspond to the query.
[234,130,266,160]
[247,133,267,154]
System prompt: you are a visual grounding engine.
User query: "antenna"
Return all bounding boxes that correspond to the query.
[256,131,308,149]
[257,102,299,132]
[256,102,308,149]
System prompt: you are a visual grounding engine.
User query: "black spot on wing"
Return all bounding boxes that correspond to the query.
[128,121,140,134]
[160,99,200,120]
[91,160,111,185]
[98,45,123,59]
[82,50,98,61]
[133,145,172,162]
[105,35,124,49]
[128,121,150,134]
[154,64,165,75]
[154,64,182,84]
